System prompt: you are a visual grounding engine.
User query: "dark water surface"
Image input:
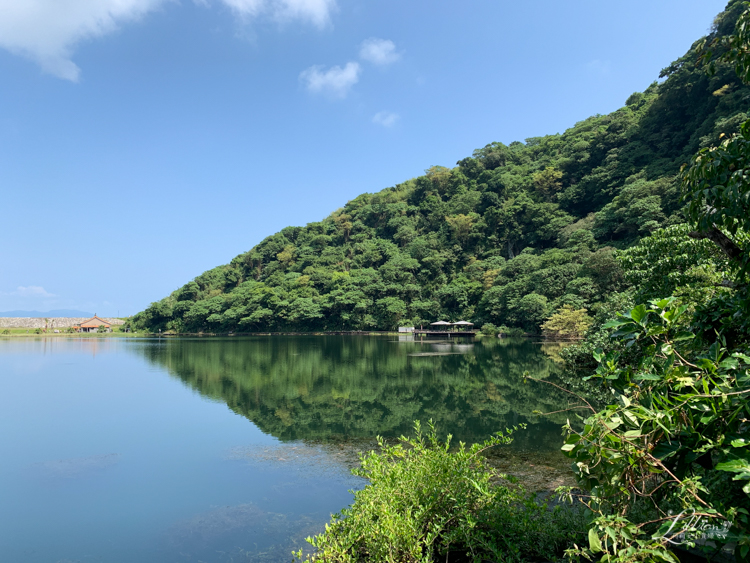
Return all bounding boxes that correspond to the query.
[0,336,573,562]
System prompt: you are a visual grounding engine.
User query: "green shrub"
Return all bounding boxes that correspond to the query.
[295,421,585,562]
[559,299,750,563]
[498,325,525,337]
[480,323,499,336]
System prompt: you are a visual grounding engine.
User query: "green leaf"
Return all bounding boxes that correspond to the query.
[654,298,672,309]
[589,528,603,553]
[604,318,632,329]
[652,442,681,460]
[629,304,648,324]
[716,459,750,473]
[635,373,662,381]
[673,331,695,342]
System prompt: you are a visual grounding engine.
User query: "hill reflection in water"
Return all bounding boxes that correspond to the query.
[136,335,574,454]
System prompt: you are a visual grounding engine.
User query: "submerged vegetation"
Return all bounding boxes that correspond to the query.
[130,0,750,335]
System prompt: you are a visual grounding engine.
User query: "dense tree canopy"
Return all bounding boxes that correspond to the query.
[130,1,750,335]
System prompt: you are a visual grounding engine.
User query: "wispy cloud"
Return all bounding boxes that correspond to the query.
[0,0,167,81]
[8,286,56,298]
[372,111,399,127]
[359,38,400,66]
[300,61,360,98]
[218,0,337,28]
[0,0,338,81]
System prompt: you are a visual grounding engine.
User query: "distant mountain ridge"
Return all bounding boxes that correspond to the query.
[0,310,94,318]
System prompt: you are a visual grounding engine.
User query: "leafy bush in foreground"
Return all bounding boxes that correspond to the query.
[560,299,750,563]
[295,421,585,563]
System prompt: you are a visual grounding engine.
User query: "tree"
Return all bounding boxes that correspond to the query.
[375,296,407,329]
[510,293,550,333]
[445,213,475,245]
[682,120,750,285]
[540,305,592,339]
[532,166,563,198]
[685,4,750,289]
[276,244,296,266]
[581,248,624,295]
[616,224,728,302]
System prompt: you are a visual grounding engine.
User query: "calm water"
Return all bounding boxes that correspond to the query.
[0,336,572,563]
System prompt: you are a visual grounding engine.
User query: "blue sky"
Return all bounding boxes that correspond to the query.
[0,0,728,316]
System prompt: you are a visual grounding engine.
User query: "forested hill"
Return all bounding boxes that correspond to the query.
[131,1,750,334]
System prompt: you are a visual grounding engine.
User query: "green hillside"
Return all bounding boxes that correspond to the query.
[130,1,750,334]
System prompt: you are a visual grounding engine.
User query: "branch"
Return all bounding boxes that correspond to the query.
[525,376,597,414]
[534,406,594,416]
[637,512,718,529]
[689,227,743,263]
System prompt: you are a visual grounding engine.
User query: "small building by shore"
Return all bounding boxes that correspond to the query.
[74,315,112,333]
[414,320,476,337]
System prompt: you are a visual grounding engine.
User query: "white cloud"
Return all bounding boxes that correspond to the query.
[0,0,167,81]
[300,61,360,98]
[359,38,400,66]
[0,0,338,81]
[372,111,399,127]
[13,286,56,298]
[218,0,336,27]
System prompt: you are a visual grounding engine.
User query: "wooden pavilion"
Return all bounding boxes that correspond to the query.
[414,320,476,337]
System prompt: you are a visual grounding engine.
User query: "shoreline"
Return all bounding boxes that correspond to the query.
[0,330,403,338]
[0,330,574,339]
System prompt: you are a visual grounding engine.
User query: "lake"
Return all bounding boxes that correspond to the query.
[0,335,574,563]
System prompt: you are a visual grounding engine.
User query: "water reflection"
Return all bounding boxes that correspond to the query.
[0,336,576,563]
[135,336,573,453]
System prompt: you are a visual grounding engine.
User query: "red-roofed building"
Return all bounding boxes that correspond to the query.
[74,315,112,333]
